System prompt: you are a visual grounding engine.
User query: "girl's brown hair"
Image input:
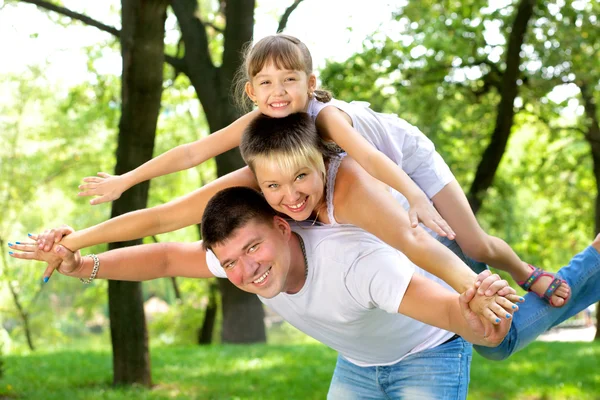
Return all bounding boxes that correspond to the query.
[234,34,331,112]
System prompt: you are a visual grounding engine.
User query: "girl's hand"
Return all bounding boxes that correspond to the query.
[408,197,456,239]
[78,172,126,205]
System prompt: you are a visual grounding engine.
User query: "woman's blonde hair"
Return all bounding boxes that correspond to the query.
[240,113,338,180]
[234,34,331,112]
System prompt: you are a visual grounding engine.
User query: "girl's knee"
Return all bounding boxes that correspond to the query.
[460,236,496,262]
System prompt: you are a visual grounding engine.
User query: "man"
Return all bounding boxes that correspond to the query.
[13,187,517,399]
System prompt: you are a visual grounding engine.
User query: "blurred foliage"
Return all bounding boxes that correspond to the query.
[0,37,216,352]
[320,0,599,273]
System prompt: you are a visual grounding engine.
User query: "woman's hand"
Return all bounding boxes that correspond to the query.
[466,270,522,325]
[8,237,83,280]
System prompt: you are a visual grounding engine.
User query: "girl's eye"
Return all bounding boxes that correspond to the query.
[260,80,270,85]
[268,183,279,189]
[286,77,297,82]
[295,173,307,181]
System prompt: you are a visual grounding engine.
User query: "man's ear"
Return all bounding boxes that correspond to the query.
[245,81,257,103]
[273,215,291,239]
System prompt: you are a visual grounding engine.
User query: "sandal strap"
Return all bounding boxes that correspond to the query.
[519,266,544,291]
[543,277,564,302]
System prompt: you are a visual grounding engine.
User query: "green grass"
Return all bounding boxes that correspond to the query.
[1,341,599,399]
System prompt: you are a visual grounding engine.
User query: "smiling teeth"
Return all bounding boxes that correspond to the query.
[271,102,289,108]
[287,199,306,210]
[253,268,271,284]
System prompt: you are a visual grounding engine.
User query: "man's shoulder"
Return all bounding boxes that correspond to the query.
[295,225,398,262]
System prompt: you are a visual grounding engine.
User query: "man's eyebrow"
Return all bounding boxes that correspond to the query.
[219,238,260,267]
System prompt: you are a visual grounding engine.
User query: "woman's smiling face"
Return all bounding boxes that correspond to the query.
[254,157,325,221]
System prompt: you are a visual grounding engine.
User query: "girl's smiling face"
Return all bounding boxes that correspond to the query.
[254,157,325,222]
[245,63,316,118]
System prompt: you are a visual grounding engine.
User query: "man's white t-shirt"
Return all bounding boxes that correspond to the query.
[206,224,455,367]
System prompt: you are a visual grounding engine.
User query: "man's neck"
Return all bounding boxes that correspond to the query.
[284,232,308,294]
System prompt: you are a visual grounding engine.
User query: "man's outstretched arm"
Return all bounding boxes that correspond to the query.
[398,272,516,347]
[9,239,214,281]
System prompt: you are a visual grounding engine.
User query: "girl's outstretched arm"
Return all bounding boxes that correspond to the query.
[79,109,261,205]
[315,106,455,239]
[37,167,258,253]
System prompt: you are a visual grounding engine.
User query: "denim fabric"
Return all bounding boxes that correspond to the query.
[475,246,600,360]
[327,338,472,400]
[438,237,600,360]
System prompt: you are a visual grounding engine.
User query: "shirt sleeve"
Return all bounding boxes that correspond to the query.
[205,249,227,278]
[345,248,415,314]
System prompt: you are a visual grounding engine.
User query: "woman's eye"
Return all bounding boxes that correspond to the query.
[268,183,279,189]
[296,173,306,181]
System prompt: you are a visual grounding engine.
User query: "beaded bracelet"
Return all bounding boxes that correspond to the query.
[80,254,100,284]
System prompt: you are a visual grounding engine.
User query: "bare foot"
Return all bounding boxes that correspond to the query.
[514,262,570,307]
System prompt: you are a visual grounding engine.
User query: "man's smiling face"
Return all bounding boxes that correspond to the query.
[212,217,294,299]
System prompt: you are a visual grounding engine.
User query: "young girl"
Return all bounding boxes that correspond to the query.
[74,34,568,306]
[28,112,519,323]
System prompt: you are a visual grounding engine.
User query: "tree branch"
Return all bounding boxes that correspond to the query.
[203,20,224,34]
[277,0,304,33]
[17,0,186,72]
[18,0,120,37]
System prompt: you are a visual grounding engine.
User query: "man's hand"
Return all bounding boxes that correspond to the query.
[468,270,522,320]
[35,225,75,252]
[459,277,515,347]
[30,226,76,281]
[8,237,82,280]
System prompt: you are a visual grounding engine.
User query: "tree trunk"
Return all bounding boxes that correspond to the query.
[467,0,535,214]
[579,82,600,340]
[107,0,168,386]
[218,279,266,343]
[6,281,35,351]
[172,0,266,343]
[198,280,219,345]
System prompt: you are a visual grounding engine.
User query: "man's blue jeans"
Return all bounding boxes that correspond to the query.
[327,337,472,399]
[440,237,600,360]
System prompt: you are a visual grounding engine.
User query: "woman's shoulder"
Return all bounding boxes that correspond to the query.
[336,156,387,193]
